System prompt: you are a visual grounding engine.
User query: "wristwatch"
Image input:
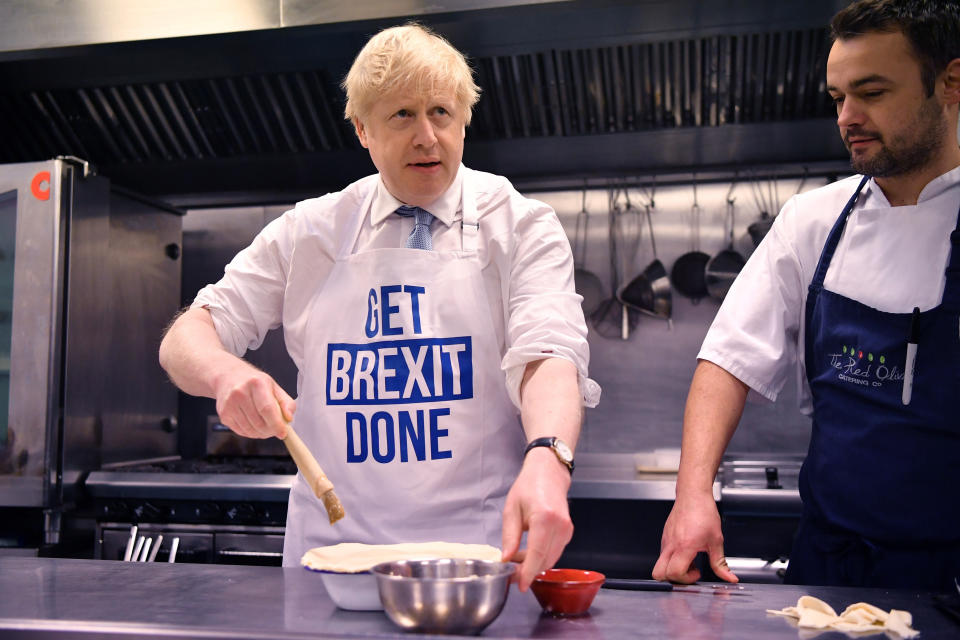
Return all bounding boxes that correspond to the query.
[524,437,575,474]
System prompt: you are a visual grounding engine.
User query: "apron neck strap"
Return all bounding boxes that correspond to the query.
[459,168,479,255]
[809,175,870,291]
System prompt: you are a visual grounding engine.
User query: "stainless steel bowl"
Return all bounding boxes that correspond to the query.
[371,558,514,635]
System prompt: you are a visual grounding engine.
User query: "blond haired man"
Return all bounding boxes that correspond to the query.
[159,24,598,591]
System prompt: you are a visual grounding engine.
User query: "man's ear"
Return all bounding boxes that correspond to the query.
[354,118,369,148]
[942,58,960,106]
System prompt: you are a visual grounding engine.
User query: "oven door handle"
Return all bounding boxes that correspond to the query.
[216,549,284,559]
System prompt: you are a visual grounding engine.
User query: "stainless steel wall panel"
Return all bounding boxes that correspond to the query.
[0,0,281,54]
[281,0,564,28]
[60,171,113,496]
[89,189,180,468]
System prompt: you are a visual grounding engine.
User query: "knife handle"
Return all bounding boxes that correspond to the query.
[602,579,674,591]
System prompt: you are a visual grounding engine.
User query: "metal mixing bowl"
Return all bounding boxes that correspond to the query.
[371,558,514,635]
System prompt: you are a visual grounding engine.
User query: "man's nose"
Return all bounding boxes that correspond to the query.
[836,98,863,129]
[412,116,438,147]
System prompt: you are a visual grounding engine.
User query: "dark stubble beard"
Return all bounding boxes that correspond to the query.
[846,97,947,178]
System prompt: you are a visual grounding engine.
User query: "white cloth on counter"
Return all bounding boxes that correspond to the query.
[193,164,599,409]
[699,166,960,412]
[767,595,919,638]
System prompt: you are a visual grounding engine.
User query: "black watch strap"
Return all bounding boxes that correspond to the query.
[524,437,575,474]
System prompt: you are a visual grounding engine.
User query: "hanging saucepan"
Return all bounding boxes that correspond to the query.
[747,212,774,247]
[705,184,746,301]
[670,182,710,300]
[619,203,672,322]
[572,189,604,316]
[745,169,789,248]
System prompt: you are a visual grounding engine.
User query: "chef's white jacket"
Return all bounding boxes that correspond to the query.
[699,166,960,412]
[193,165,600,410]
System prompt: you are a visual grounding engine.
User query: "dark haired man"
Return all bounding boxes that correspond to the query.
[653,0,960,589]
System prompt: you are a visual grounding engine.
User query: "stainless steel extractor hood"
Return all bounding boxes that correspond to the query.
[0,0,850,205]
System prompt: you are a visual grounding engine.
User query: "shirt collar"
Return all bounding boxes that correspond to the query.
[863,164,960,206]
[370,166,463,227]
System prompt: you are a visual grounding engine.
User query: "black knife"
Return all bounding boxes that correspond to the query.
[602,579,673,591]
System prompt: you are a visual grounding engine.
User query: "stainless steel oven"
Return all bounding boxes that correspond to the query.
[0,158,182,552]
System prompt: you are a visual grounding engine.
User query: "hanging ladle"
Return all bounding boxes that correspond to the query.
[618,188,672,327]
[705,178,746,300]
[573,187,604,316]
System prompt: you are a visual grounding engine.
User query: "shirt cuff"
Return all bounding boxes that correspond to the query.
[696,350,779,404]
[191,288,249,358]
[501,350,601,411]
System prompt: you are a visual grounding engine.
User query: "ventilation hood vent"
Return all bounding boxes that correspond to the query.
[0,1,848,203]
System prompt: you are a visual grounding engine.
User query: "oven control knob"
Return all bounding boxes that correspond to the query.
[134,502,163,521]
[102,500,130,519]
[226,503,257,523]
[195,502,222,521]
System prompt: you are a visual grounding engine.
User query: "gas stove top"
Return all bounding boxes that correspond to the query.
[85,457,298,527]
[113,456,297,476]
[85,456,297,510]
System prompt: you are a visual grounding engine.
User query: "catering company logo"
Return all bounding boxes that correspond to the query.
[826,344,903,389]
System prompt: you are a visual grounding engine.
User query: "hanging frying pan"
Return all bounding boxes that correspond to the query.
[705,182,746,300]
[670,181,710,300]
[572,188,604,315]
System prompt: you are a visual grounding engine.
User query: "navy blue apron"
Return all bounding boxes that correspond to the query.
[785,176,960,590]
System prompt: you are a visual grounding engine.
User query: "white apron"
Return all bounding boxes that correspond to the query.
[282,169,524,566]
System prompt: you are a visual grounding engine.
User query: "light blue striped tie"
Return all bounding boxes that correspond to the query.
[395,205,435,250]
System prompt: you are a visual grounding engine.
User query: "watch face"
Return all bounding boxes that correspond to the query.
[553,439,573,462]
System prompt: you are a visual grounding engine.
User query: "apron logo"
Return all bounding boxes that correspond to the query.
[827,344,904,388]
[326,337,472,404]
[327,284,474,464]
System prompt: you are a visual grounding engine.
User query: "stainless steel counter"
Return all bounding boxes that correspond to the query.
[2,557,956,639]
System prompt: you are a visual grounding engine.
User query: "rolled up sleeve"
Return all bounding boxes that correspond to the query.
[697,206,805,403]
[500,199,601,409]
[192,214,292,357]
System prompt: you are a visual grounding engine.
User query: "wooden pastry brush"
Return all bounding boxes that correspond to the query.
[280,423,345,524]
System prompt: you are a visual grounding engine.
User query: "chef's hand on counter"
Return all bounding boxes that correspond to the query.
[653,489,737,584]
[502,357,581,592]
[652,360,748,584]
[159,307,296,439]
